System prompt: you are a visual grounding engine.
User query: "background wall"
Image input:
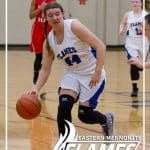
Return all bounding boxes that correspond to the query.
[4,0,131,45]
[0,0,5,44]
[7,0,33,45]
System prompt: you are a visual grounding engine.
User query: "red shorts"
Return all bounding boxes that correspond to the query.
[29,22,52,53]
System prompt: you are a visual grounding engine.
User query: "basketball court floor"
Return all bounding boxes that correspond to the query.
[0,49,150,150]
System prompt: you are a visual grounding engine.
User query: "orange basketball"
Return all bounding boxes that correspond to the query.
[16,93,41,120]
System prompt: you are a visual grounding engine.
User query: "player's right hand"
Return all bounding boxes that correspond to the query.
[27,85,38,96]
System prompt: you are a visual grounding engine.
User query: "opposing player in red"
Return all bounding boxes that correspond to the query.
[29,0,55,85]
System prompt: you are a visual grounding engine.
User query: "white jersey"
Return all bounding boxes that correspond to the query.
[125,10,149,52]
[48,19,105,76]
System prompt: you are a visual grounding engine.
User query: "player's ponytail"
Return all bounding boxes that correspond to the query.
[44,20,54,58]
[145,13,150,25]
[44,20,48,38]
[140,0,143,9]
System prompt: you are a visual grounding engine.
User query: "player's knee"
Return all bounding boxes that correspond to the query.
[78,105,93,123]
[57,94,74,119]
[58,87,79,102]
[57,94,75,135]
[131,64,138,72]
[130,65,139,80]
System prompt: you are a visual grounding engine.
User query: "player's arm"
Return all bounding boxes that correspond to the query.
[29,0,46,19]
[128,57,150,69]
[119,12,128,36]
[71,20,106,87]
[127,57,143,68]
[34,40,54,94]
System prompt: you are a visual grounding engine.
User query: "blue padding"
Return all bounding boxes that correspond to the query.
[91,47,96,58]
[125,47,132,60]
[89,79,105,109]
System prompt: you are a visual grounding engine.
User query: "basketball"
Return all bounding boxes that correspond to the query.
[16,93,41,120]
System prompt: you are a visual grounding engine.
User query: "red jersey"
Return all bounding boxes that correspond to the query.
[29,0,55,53]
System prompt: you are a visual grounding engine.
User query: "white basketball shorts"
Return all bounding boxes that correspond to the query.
[125,37,149,60]
[60,71,106,109]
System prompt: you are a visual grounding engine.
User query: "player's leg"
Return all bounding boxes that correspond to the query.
[77,77,114,136]
[125,48,140,97]
[33,53,42,84]
[57,73,79,136]
[130,46,148,97]
[130,64,139,97]
[78,105,114,136]
[31,26,44,85]
[57,89,77,136]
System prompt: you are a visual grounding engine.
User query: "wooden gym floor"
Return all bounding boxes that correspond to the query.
[0,49,150,150]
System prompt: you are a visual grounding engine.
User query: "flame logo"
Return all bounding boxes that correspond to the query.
[53,120,77,150]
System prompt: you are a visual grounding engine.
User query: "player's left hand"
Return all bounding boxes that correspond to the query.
[127,57,143,68]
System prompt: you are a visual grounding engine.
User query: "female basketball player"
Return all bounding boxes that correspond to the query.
[119,0,149,96]
[29,0,55,85]
[128,13,150,69]
[30,2,114,137]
